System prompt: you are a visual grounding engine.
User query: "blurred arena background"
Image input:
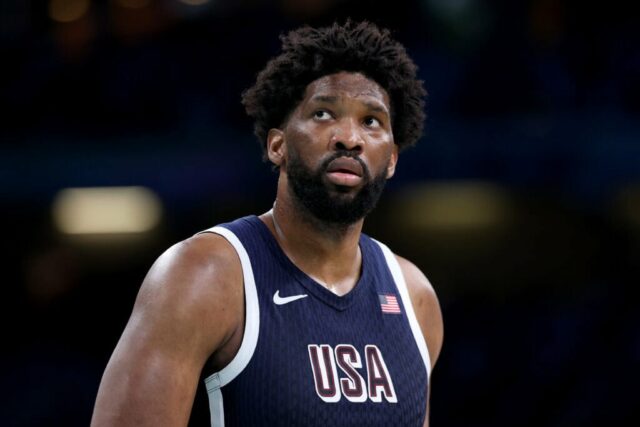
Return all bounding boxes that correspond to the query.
[1,0,639,426]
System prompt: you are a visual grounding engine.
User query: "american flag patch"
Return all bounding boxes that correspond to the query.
[379,294,401,314]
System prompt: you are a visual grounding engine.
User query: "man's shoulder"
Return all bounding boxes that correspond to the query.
[168,230,242,274]
[156,229,241,281]
[135,231,244,321]
[393,255,437,299]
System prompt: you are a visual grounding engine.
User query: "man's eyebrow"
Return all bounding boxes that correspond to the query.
[310,95,389,114]
[364,101,388,114]
[310,95,338,104]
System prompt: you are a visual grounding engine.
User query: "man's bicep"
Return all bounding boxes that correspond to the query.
[91,312,204,427]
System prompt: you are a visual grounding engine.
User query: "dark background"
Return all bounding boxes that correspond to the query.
[2,0,639,426]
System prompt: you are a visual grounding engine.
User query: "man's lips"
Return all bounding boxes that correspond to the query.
[325,157,364,187]
[326,157,363,176]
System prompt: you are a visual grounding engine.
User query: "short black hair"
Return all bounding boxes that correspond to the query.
[242,20,427,156]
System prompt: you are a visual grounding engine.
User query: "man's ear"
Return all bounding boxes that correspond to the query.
[386,144,399,179]
[266,129,286,167]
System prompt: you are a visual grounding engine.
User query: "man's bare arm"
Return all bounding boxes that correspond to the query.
[397,255,444,427]
[91,234,244,427]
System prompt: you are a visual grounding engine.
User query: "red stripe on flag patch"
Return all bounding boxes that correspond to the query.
[379,294,401,314]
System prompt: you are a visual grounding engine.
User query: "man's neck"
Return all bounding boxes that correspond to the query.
[260,189,364,296]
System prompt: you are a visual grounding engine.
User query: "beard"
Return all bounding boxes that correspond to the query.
[286,148,389,226]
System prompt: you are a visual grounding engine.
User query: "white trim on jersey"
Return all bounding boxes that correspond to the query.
[206,374,225,427]
[374,240,431,380]
[200,226,260,427]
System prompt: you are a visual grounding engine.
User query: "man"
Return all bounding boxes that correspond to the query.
[91,21,443,426]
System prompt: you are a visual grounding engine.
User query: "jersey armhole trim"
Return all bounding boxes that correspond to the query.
[199,226,260,391]
[374,240,431,379]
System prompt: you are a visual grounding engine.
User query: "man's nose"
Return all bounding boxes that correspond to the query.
[330,118,364,153]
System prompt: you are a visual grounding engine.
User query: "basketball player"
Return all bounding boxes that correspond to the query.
[91,21,443,426]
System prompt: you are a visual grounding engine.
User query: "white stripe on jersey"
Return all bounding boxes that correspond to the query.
[201,226,261,427]
[374,240,431,379]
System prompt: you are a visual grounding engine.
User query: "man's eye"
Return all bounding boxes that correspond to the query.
[314,110,331,120]
[364,116,381,128]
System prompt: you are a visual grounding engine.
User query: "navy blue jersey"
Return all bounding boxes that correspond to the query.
[199,216,430,426]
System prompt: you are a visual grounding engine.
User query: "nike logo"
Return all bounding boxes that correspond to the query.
[273,290,308,305]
